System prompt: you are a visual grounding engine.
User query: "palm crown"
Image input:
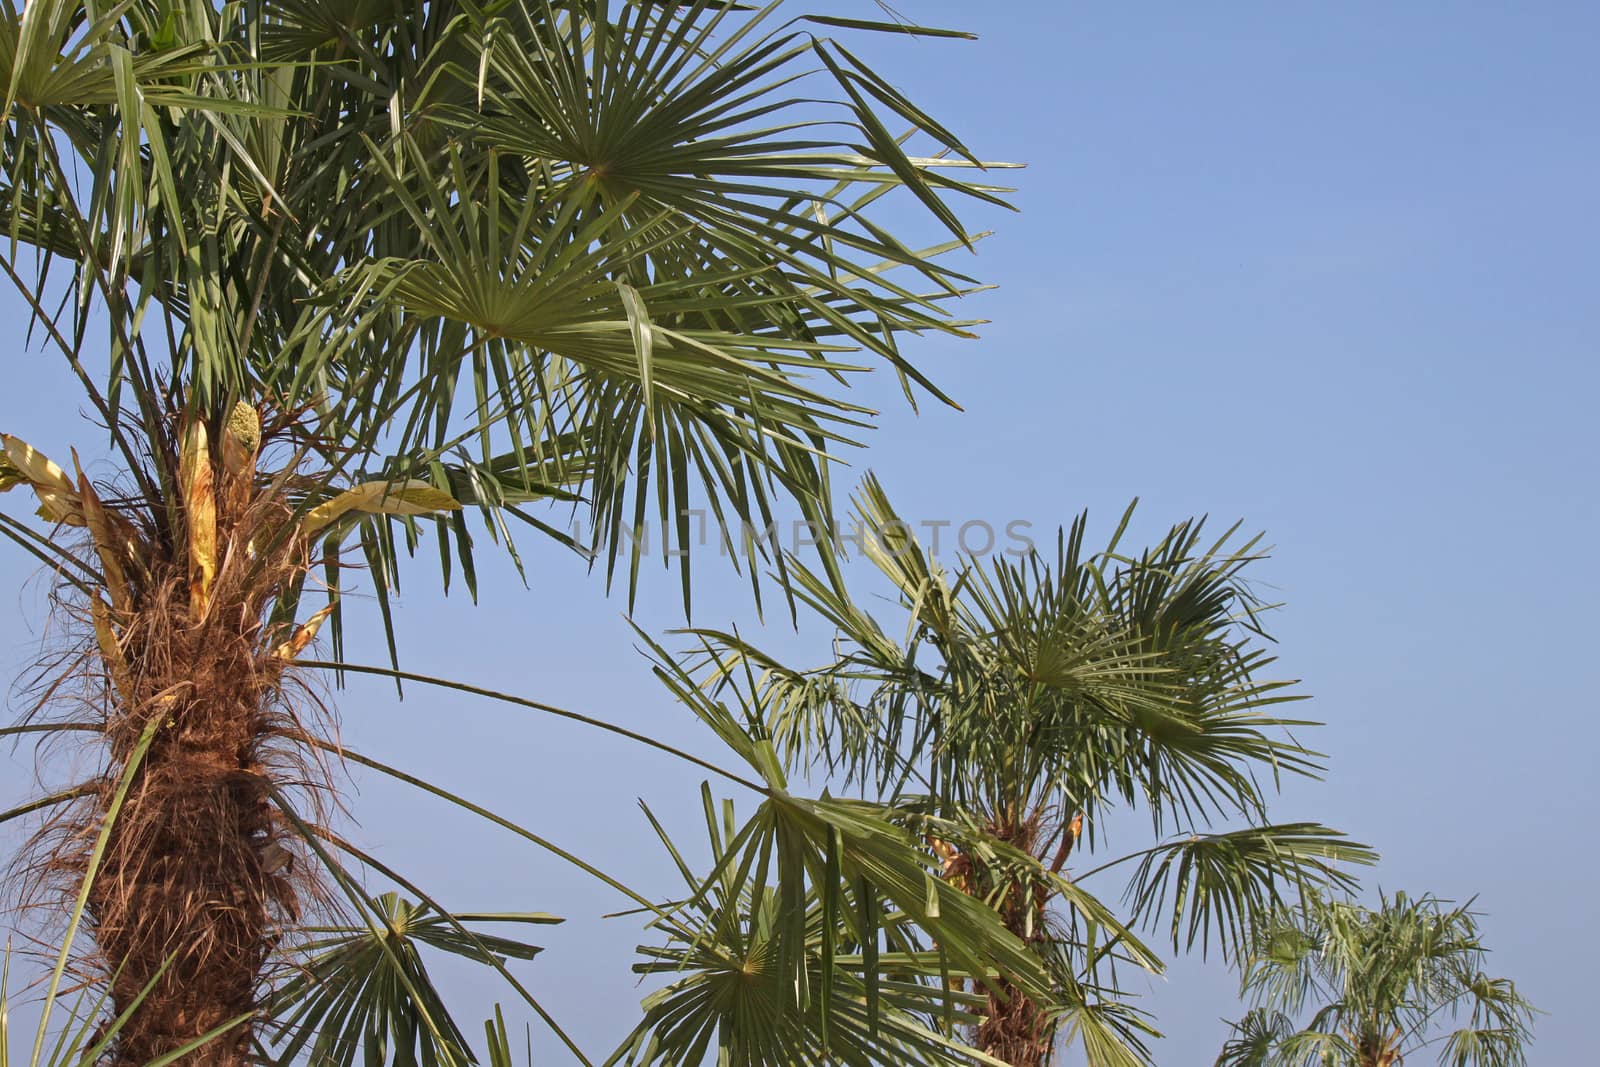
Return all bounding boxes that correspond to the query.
[1216,890,1536,1067]
[1,0,1014,612]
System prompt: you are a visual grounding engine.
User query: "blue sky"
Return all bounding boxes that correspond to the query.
[3,2,1596,1062]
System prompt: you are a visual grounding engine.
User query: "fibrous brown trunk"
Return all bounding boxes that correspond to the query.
[86,592,298,1066]
[1355,1029,1403,1067]
[974,972,1052,1067]
[15,410,329,1065]
[958,809,1081,1066]
[972,870,1053,1067]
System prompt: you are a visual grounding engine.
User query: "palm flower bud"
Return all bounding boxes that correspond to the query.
[221,401,261,479]
[225,401,261,454]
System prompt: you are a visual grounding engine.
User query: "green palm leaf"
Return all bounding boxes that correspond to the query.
[265,894,560,1067]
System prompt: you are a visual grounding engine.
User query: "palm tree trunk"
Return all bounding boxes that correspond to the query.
[90,666,282,1066]
[40,413,322,1064]
[963,809,1081,1066]
[972,877,1053,1067]
[974,970,1052,1067]
[1355,1029,1403,1067]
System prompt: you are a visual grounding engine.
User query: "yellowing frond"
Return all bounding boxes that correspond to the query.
[76,469,134,614]
[273,603,336,662]
[2,433,74,493]
[2,433,85,526]
[299,479,461,537]
[90,595,134,706]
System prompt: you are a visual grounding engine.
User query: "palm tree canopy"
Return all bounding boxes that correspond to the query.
[0,0,1014,623]
[1216,889,1536,1067]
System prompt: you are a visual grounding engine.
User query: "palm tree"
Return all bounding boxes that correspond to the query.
[0,1,1028,1062]
[682,478,1375,1065]
[1215,889,1535,1067]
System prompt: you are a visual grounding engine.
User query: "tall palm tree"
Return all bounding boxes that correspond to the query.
[0,2,1027,1062]
[682,478,1375,1065]
[1215,890,1536,1067]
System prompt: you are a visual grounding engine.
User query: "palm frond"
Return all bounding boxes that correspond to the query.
[265,894,559,1067]
[614,788,1009,1067]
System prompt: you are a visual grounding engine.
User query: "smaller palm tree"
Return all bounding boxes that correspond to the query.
[675,477,1374,1065]
[1216,889,1535,1067]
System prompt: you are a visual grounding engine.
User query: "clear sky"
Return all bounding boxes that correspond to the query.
[3,2,1596,1063]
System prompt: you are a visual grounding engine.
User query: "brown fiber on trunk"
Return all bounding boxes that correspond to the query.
[85,582,296,1066]
[974,971,1052,1067]
[11,418,334,1065]
[944,806,1081,1067]
[1355,1028,1404,1067]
